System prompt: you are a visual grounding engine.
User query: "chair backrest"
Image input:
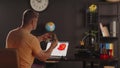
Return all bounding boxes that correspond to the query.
[0,48,19,68]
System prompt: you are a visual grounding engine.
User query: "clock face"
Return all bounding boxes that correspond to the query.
[30,0,49,12]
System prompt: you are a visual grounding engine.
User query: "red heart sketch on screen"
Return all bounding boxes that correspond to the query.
[58,43,66,50]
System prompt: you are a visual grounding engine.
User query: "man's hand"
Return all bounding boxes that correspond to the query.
[37,33,51,42]
[37,33,58,43]
[50,33,58,49]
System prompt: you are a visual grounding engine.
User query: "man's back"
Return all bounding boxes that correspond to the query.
[6,28,40,68]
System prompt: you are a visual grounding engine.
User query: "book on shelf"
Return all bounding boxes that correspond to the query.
[110,21,117,37]
[100,43,114,57]
[99,23,110,37]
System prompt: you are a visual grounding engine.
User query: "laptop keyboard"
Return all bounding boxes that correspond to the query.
[47,56,67,61]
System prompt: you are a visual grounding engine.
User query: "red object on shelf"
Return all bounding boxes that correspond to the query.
[100,54,109,60]
[109,49,113,58]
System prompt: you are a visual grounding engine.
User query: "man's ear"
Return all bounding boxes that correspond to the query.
[31,19,34,26]
[29,19,34,29]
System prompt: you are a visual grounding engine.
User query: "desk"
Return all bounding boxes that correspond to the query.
[74,58,119,68]
[46,58,119,68]
[33,58,119,68]
[46,60,83,68]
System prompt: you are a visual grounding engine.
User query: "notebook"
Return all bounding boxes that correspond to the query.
[45,41,69,60]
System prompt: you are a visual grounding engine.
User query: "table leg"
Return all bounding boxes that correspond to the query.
[90,62,94,68]
[83,61,86,68]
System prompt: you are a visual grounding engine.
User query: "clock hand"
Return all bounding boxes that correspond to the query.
[36,0,41,3]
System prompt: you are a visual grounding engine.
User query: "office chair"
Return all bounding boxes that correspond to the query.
[0,48,19,68]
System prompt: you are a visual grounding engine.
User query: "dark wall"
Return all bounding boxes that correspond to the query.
[0,0,30,48]
[0,0,99,58]
[1,0,101,59]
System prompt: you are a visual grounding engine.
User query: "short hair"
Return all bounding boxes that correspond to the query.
[22,9,39,26]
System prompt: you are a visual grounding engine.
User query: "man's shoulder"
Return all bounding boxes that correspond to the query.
[29,34,38,41]
[8,28,19,35]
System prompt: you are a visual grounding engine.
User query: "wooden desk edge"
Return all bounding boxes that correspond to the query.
[46,60,59,63]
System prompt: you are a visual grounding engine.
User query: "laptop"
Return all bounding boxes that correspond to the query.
[45,41,69,61]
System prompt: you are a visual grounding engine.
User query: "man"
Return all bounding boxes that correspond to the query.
[6,9,58,68]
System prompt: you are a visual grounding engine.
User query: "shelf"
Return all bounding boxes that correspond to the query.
[100,37,118,42]
[97,1,119,4]
[99,15,118,17]
[84,2,119,68]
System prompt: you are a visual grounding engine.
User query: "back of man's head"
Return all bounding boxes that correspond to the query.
[22,9,39,26]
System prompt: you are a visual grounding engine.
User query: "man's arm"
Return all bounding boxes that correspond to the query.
[32,33,58,61]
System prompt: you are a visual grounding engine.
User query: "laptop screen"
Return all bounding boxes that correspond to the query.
[46,42,69,57]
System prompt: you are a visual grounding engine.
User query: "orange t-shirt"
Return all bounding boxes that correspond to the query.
[6,28,41,68]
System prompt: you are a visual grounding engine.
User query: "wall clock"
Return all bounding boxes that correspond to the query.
[30,0,49,12]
